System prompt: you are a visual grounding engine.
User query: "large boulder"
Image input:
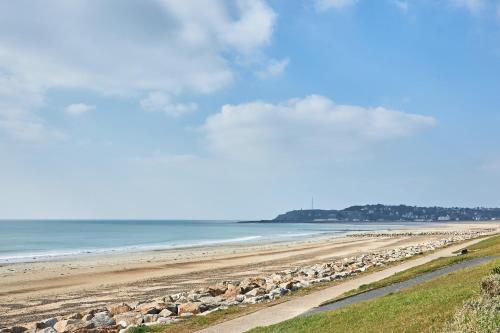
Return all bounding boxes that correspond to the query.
[279,280,295,290]
[113,311,142,326]
[198,295,223,306]
[7,327,27,333]
[207,284,227,297]
[108,303,132,316]
[54,319,94,333]
[143,314,158,323]
[40,318,58,328]
[245,288,266,297]
[177,302,205,315]
[134,301,164,315]
[90,312,115,327]
[239,277,266,293]
[163,303,178,315]
[223,284,242,300]
[158,309,174,317]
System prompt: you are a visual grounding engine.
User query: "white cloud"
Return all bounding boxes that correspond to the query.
[390,0,409,12]
[140,92,198,117]
[257,58,289,79]
[65,103,92,116]
[132,152,200,167]
[0,73,60,142]
[315,0,358,11]
[202,95,436,162]
[479,157,500,172]
[0,0,276,140]
[451,0,486,13]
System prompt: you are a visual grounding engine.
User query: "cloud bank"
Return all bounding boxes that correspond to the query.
[0,0,276,141]
[203,95,437,162]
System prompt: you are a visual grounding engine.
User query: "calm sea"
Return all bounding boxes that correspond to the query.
[0,220,435,263]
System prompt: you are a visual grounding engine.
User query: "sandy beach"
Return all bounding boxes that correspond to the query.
[1,222,498,326]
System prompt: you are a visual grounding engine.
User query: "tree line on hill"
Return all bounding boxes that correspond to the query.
[270,204,500,222]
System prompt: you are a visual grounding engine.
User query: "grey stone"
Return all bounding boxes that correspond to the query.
[90,312,115,327]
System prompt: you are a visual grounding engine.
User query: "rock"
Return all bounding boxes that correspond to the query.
[113,312,142,327]
[243,296,262,304]
[135,301,164,315]
[67,313,83,320]
[108,303,132,315]
[279,281,295,290]
[90,312,115,327]
[180,312,193,318]
[239,277,266,293]
[163,303,178,315]
[177,302,203,315]
[223,284,242,300]
[10,327,27,333]
[54,320,94,333]
[207,284,227,297]
[270,287,288,297]
[117,321,128,329]
[81,314,93,321]
[53,321,70,333]
[187,293,201,302]
[157,317,174,324]
[176,296,189,304]
[245,288,266,297]
[38,328,57,333]
[26,322,46,330]
[199,295,223,306]
[235,294,245,302]
[143,314,158,323]
[40,318,58,328]
[158,309,173,317]
[196,307,221,316]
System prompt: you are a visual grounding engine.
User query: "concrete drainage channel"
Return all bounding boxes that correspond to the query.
[303,255,499,317]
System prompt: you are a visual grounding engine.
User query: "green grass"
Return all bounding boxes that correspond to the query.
[248,235,500,333]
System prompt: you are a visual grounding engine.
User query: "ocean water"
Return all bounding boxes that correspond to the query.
[0,220,434,263]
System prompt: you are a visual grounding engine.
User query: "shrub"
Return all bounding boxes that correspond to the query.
[491,266,500,276]
[443,272,500,333]
[480,274,500,298]
[443,296,500,333]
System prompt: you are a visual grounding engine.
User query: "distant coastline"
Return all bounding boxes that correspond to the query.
[241,204,500,223]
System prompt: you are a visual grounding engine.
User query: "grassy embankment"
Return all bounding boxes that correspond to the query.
[129,235,498,333]
[249,235,500,333]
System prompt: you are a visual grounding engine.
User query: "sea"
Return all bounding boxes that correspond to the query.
[0,220,437,263]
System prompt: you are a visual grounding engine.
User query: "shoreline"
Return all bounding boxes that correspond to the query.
[0,221,448,265]
[0,231,348,265]
[0,222,498,328]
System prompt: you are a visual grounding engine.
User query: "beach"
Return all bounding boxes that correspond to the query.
[1,221,498,327]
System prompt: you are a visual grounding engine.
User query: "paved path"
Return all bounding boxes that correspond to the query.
[304,255,498,316]
[197,237,489,333]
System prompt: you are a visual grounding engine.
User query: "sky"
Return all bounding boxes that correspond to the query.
[1,0,500,219]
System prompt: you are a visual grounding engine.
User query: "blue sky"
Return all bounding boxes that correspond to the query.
[1,0,500,219]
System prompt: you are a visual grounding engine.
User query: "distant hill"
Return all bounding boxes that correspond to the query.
[267,204,500,223]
